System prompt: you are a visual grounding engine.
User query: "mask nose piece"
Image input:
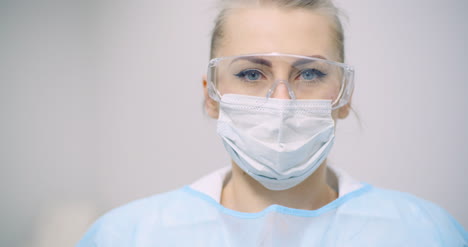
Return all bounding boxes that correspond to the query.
[266,80,296,100]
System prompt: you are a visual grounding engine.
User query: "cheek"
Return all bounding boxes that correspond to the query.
[325,90,339,101]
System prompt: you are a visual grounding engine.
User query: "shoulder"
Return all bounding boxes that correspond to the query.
[364,186,455,219]
[76,188,193,247]
[351,185,467,244]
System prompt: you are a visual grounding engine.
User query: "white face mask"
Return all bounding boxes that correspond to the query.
[217,94,335,191]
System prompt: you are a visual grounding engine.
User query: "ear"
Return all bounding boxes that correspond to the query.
[337,93,353,119]
[203,75,219,119]
[337,103,351,119]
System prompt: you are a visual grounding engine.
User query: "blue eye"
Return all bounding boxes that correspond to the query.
[299,69,326,81]
[234,69,263,81]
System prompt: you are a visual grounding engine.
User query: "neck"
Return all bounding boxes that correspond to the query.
[221,161,338,213]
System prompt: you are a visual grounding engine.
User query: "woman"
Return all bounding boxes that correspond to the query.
[78,0,467,246]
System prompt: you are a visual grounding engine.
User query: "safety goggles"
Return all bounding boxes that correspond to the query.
[207,53,354,109]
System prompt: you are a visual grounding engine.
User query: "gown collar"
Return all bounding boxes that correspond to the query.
[190,164,364,203]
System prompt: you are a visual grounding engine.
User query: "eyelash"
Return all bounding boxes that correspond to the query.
[234,68,328,82]
[296,69,327,82]
[234,69,265,82]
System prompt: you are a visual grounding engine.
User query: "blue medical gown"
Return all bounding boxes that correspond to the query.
[77,184,467,246]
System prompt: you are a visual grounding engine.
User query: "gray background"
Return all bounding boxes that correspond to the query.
[1,0,467,246]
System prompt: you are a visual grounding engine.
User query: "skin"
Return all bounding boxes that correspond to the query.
[203,6,351,212]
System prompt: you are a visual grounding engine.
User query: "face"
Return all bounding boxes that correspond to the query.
[204,7,350,119]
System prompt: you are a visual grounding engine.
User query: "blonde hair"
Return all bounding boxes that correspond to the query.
[209,0,345,62]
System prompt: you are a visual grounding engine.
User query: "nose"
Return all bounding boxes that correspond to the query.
[271,82,291,99]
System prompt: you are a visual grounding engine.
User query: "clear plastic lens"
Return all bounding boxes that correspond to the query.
[208,53,354,108]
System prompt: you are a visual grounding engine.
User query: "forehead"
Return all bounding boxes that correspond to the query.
[218,7,337,60]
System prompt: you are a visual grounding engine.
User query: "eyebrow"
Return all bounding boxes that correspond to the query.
[230,55,327,67]
[292,55,327,67]
[230,57,272,67]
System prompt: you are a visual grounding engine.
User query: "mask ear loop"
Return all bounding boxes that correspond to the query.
[265,80,297,100]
